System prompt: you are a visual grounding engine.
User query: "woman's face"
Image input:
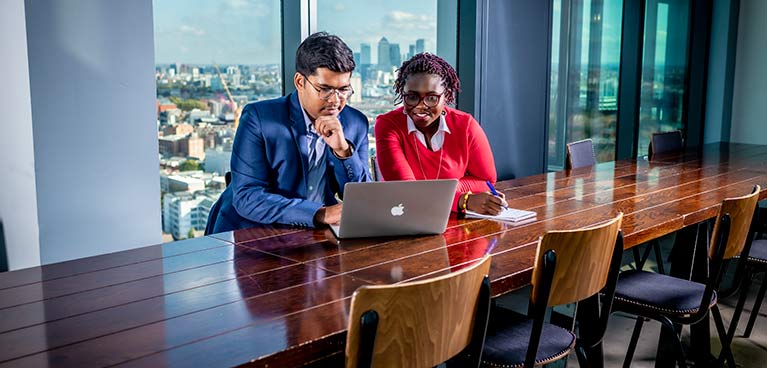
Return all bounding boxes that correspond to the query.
[402,73,447,130]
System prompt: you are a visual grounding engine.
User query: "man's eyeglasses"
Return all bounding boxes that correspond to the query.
[402,92,444,108]
[303,76,354,101]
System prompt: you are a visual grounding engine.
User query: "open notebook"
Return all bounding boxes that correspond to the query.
[466,207,537,223]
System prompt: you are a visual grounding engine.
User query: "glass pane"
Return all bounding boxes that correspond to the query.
[637,0,690,156]
[316,0,454,159]
[154,0,282,241]
[548,0,623,170]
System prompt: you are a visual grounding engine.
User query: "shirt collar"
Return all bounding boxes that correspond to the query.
[406,112,451,135]
[301,107,316,135]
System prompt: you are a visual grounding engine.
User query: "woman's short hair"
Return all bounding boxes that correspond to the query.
[295,32,356,76]
[393,53,461,105]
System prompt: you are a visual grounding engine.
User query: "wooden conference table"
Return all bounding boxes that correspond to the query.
[1,142,767,367]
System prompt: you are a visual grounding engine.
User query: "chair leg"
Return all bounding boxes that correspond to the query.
[727,270,753,341]
[657,317,687,368]
[632,244,653,271]
[712,306,737,368]
[652,240,665,275]
[744,273,767,338]
[632,247,642,270]
[622,317,644,368]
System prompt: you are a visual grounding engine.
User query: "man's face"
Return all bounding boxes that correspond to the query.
[294,67,352,121]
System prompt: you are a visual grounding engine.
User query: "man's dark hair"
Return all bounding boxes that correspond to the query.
[394,52,461,105]
[295,32,355,76]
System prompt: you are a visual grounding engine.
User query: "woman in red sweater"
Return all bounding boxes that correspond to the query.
[375,53,506,215]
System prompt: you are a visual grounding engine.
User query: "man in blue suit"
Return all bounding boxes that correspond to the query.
[207,32,371,233]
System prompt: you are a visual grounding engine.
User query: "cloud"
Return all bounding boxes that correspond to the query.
[334,3,346,11]
[220,0,271,17]
[383,11,436,32]
[179,25,206,36]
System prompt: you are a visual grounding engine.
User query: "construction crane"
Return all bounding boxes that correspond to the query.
[213,63,241,131]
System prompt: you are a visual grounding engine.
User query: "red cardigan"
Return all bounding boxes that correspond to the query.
[374,106,498,211]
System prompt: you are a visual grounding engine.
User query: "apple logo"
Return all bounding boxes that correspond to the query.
[390,203,405,216]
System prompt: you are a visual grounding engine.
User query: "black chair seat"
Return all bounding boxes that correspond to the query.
[614,270,717,315]
[481,306,575,367]
[747,239,767,265]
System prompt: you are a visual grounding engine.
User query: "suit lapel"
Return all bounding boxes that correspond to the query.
[288,92,310,187]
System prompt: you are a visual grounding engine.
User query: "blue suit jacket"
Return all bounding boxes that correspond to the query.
[208,92,371,233]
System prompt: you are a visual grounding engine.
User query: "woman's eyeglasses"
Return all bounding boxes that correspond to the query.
[402,92,444,108]
[303,77,354,101]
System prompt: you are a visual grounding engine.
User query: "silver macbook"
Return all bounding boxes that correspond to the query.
[330,179,458,239]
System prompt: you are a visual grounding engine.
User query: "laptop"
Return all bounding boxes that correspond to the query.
[330,179,458,239]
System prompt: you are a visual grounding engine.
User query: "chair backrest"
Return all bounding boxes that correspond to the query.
[345,255,492,368]
[370,155,383,182]
[224,171,232,187]
[565,139,597,170]
[531,213,623,306]
[648,130,683,158]
[709,185,761,260]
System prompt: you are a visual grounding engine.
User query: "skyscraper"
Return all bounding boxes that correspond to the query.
[377,37,390,69]
[408,44,415,60]
[415,39,425,54]
[353,52,360,67]
[389,43,401,69]
[360,43,371,65]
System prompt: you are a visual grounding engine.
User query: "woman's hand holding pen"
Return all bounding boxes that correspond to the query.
[465,192,507,215]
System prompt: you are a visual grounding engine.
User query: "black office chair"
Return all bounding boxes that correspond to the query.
[370,155,382,182]
[634,130,685,274]
[0,220,8,273]
[204,172,229,235]
[613,186,760,368]
[648,130,683,159]
[480,214,624,367]
[565,139,596,170]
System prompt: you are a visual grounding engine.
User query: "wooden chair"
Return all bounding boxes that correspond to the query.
[565,139,596,170]
[613,185,760,368]
[480,214,624,367]
[345,255,492,368]
[648,130,683,159]
[730,206,767,339]
[732,238,767,338]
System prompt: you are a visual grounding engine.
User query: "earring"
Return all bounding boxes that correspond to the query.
[441,110,446,116]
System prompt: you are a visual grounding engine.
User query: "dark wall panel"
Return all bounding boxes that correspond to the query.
[478,0,551,179]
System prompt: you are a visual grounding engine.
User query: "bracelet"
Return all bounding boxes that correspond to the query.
[461,191,472,212]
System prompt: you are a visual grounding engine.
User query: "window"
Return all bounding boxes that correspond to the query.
[636,0,691,156]
[548,0,624,169]
[316,0,456,158]
[154,0,281,240]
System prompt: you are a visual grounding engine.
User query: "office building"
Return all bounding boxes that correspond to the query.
[415,38,425,54]
[360,43,371,65]
[389,43,401,69]
[377,37,390,69]
[162,190,219,240]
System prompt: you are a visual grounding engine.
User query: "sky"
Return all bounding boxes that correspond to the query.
[154,0,438,65]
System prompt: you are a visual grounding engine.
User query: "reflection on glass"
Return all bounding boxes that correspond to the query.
[316,0,449,159]
[153,0,282,241]
[548,0,623,170]
[637,0,690,156]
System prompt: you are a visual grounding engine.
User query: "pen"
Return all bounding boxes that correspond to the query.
[485,181,500,196]
[486,181,507,208]
[334,192,343,204]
